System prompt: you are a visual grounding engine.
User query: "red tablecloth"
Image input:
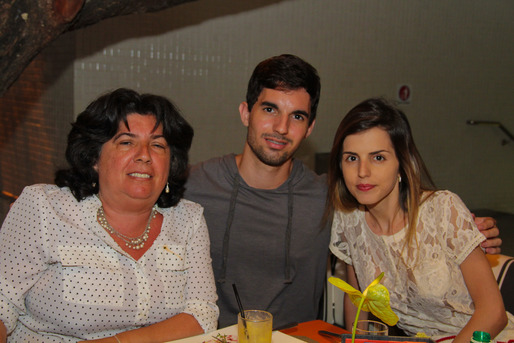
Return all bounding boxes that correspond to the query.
[280,320,349,343]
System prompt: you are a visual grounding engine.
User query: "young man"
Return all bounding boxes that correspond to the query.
[184,54,501,329]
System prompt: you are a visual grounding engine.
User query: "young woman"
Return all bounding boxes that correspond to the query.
[327,98,512,342]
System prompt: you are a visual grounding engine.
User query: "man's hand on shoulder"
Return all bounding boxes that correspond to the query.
[474,216,502,255]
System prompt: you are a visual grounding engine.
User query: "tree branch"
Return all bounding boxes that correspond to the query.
[0,0,196,97]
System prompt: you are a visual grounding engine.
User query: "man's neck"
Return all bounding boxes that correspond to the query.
[235,147,294,190]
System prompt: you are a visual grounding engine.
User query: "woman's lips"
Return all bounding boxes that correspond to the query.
[357,184,375,191]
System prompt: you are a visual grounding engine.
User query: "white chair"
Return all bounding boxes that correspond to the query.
[323,254,346,327]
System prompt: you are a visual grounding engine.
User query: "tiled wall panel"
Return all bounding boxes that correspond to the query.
[74,0,514,212]
[0,0,512,217]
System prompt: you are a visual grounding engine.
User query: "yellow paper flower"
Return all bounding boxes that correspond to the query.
[328,272,399,326]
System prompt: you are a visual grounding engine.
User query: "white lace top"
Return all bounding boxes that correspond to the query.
[329,190,485,337]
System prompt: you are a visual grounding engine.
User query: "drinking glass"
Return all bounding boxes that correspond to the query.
[352,319,388,336]
[238,310,273,343]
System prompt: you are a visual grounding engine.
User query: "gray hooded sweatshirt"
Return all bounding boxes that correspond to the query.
[184,154,330,328]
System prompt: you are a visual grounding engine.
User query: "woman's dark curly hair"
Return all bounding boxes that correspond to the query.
[55,88,194,208]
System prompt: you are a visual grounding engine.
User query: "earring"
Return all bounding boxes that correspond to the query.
[92,182,97,188]
[398,175,402,183]
[165,182,170,193]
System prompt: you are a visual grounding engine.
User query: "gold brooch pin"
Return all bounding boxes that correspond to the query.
[163,245,183,260]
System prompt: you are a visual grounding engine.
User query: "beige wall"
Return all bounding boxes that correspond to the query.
[70,0,512,213]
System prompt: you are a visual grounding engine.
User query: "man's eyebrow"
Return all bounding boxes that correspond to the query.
[261,101,279,110]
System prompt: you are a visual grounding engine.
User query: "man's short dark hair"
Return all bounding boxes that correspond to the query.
[246,54,321,125]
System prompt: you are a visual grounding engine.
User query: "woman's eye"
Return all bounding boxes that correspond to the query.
[346,155,357,162]
[374,155,385,161]
[152,139,168,149]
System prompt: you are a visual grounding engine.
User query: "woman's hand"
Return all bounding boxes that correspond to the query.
[80,313,203,343]
[78,337,118,343]
[0,320,6,343]
[474,216,502,254]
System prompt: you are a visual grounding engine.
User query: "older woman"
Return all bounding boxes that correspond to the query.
[0,89,218,342]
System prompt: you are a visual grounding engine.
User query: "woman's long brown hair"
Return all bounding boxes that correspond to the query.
[326,98,436,264]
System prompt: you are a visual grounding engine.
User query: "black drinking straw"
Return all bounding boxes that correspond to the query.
[232,283,246,318]
[232,283,248,339]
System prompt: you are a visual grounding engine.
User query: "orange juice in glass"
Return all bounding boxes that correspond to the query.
[238,310,273,343]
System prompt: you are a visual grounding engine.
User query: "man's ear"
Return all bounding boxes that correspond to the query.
[305,119,316,138]
[239,102,250,127]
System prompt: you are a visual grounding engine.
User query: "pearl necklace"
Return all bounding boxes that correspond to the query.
[97,206,157,250]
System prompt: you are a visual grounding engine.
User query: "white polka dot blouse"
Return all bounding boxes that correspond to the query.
[0,184,219,342]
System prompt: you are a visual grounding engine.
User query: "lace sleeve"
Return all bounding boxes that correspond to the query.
[432,191,485,265]
[329,210,353,265]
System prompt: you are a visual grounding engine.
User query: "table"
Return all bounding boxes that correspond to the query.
[168,319,350,343]
[280,320,350,343]
[282,321,439,343]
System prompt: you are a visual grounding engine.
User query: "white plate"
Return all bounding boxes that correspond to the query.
[167,324,305,343]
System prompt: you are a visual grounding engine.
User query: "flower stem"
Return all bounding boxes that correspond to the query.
[352,295,366,343]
